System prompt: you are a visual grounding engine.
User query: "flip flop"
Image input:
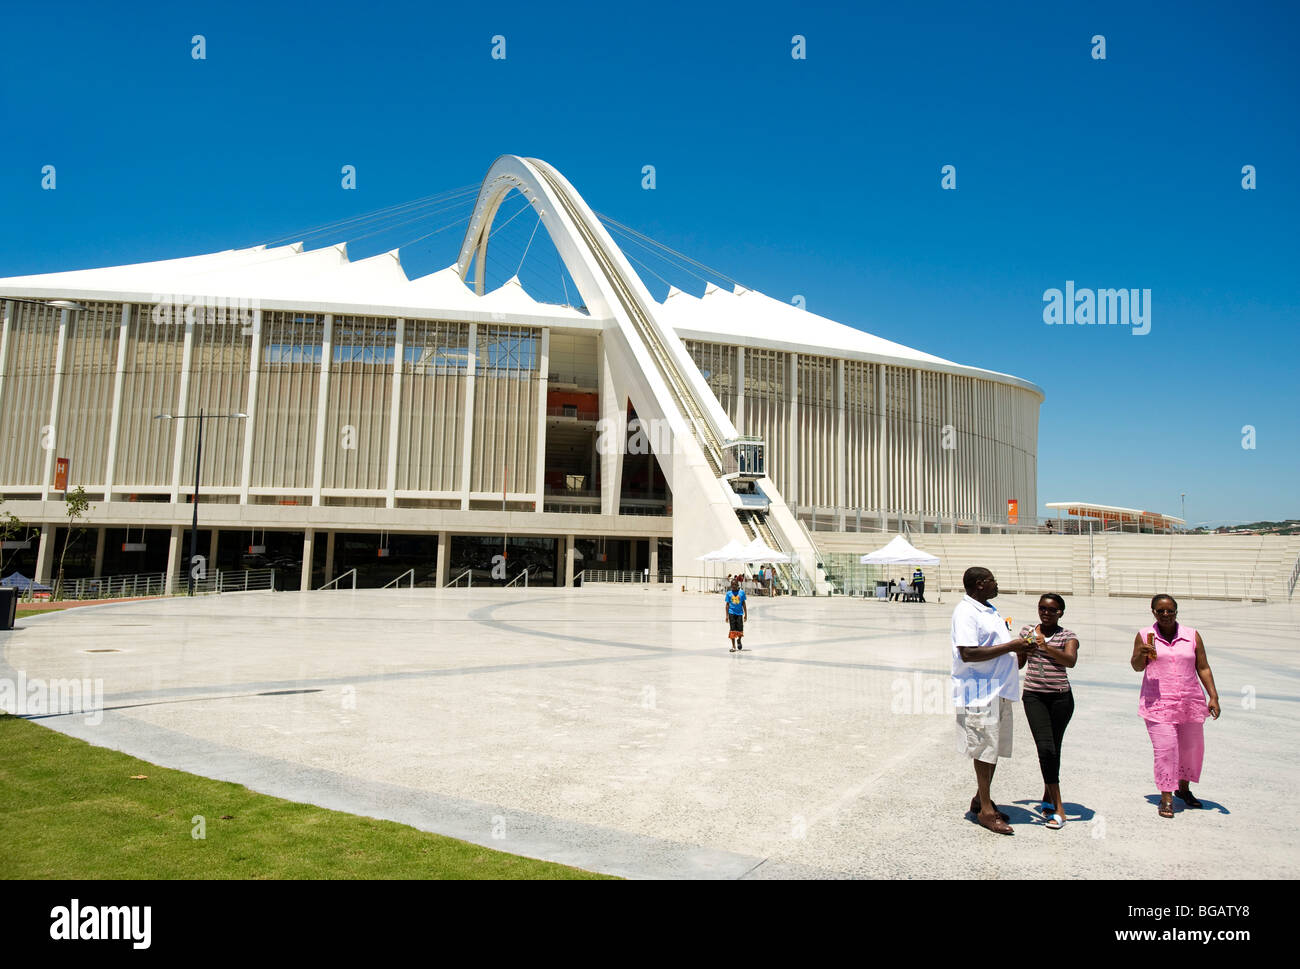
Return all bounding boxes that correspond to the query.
[977,813,1014,835]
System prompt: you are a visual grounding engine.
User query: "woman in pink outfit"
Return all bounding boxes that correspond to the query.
[1131,594,1221,818]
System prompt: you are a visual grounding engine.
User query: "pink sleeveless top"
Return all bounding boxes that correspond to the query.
[1137,623,1206,723]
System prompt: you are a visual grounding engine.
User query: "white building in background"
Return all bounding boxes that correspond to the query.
[0,156,1042,592]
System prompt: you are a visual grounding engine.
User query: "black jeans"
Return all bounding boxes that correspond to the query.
[1022,689,1074,786]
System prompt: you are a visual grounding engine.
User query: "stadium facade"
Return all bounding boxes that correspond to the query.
[0,156,1042,592]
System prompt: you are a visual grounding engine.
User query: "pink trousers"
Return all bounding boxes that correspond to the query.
[1144,719,1205,791]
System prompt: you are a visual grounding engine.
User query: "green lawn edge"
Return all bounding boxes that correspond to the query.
[0,714,616,880]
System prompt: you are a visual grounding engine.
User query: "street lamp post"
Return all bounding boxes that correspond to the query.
[1181,492,1186,533]
[156,410,248,595]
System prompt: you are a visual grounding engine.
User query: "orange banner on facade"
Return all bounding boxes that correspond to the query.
[1007,498,1019,524]
[54,457,69,491]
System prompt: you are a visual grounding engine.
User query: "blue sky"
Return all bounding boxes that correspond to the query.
[2,0,1296,524]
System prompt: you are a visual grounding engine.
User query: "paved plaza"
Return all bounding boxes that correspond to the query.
[3,587,1296,879]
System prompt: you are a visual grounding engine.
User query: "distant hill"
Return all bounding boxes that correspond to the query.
[1192,519,1300,536]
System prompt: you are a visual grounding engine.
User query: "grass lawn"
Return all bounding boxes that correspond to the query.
[0,715,615,880]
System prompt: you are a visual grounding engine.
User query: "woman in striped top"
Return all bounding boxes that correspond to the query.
[1018,593,1080,830]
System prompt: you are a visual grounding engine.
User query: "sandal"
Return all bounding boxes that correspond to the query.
[1158,796,1174,819]
[970,796,1009,823]
[1044,813,1064,829]
[1175,788,1202,808]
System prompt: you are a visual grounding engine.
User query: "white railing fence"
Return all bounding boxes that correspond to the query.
[20,568,280,601]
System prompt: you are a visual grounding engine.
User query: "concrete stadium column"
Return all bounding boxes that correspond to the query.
[944,372,955,528]
[385,318,405,509]
[93,527,106,577]
[239,308,263,505]
[598,334,626,517]
[168,317,195,503]
[974,382,983,526]
[436,530,449,587]
[734,346,745,431]
[312,314,334,507]
[787,353,798,505]
[459,323,478,510]
[102,302,132,501]
[300,529,315,591]
[565,534,575,587]
[41,309,72,500]
[0,301,12,417]
[34,525,54,584]
[164,525,182,594]
[913,369,922,525]
[534,328,550,512]
[876,364,887,530]
[323,530,336,584]
[836,359,846,512]
[649,537,658,582]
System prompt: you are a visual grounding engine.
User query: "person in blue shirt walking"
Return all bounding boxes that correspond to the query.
[724,577,748,652]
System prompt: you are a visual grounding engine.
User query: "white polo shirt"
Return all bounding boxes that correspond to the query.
[950,594,1021,708]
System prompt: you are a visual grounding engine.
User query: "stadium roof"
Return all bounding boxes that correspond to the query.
[1045,502,1185,526]
[0,243,1043,396]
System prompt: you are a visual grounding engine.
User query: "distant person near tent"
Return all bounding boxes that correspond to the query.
[912,567,926,602]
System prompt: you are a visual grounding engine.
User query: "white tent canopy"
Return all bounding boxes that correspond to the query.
[697,539,749,562]
[859,535,940,566]
[740,538,791,564]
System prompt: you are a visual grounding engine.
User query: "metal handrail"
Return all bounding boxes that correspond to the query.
[382,568,415,589]
[504,568,530,588]
[447,568,473,588]
[1289,553,1300,600]
[318,568,357,591]
[745,511,813,596]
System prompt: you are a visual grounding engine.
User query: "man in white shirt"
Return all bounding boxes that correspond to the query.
[951,566,1036,835]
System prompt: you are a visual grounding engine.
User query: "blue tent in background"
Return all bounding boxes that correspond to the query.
[0,572,52,592]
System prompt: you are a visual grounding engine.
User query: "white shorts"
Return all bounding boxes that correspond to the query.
[955,697,1014,764]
